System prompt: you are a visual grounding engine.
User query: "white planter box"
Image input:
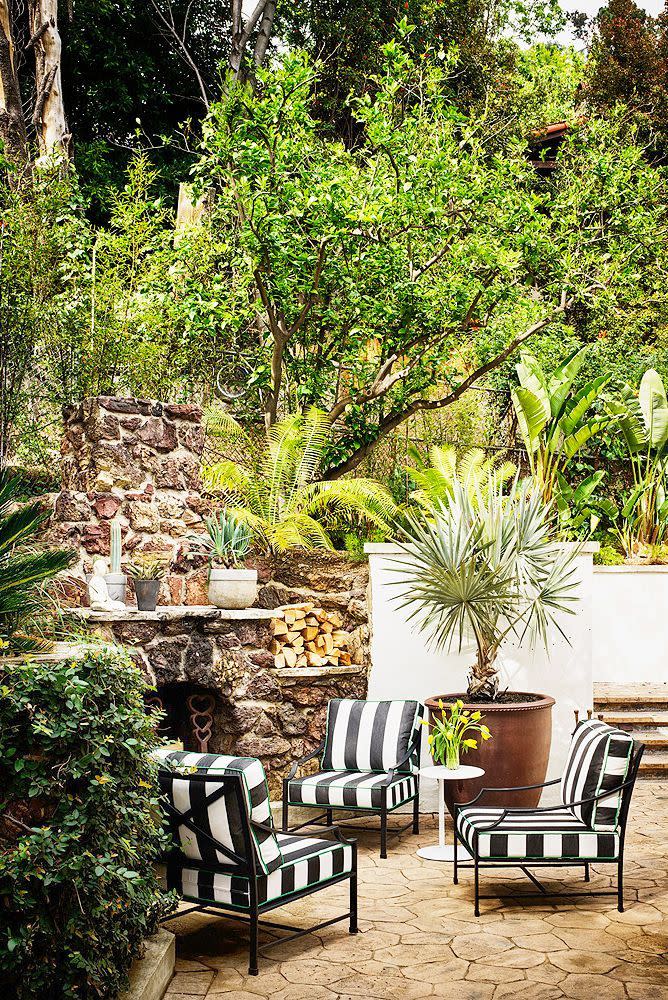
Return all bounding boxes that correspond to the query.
[593,565,668,684]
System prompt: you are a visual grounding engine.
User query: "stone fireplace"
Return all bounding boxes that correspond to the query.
[70,605,367,795]
[49,395,372,789]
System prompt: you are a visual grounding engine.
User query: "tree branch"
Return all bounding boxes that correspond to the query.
[148,0,209,108]
[324,289,595,479]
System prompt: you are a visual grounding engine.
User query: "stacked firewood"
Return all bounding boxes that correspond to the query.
[270,603,352,668]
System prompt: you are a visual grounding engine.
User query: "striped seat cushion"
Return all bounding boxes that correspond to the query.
[322,699,422,774]
[560,719,633,830]
[457,805,620,860]
[287,770,418,810]
[156,750,283,875]
[162,832,353,910]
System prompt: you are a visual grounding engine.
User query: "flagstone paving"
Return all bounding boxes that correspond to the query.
[163,780,668,999]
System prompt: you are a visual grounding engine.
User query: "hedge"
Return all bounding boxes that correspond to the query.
[0,645,174,998]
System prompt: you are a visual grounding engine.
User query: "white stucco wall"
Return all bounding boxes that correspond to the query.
[365,543,597,810]
[592,566,668,684]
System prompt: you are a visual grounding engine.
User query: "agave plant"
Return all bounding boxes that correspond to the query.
[406,445,516,513]
[605,369,668,556]
[201,511,252,567]
[202,407,397,553]
[511,347,616,534]
[390,477,579,700]
[0,470,74,653]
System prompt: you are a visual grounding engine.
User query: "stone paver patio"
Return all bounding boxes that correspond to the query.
[163,780,668,999]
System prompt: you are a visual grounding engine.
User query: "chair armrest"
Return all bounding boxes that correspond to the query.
[457,777,561,811]
[473,773,640,832]
[252,820,355,847]
[286,740,325,781]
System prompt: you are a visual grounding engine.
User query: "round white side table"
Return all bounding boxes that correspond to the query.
[417,764,485,862]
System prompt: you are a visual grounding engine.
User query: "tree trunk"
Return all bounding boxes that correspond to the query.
[29,1,70,162]
[0,2,28,173]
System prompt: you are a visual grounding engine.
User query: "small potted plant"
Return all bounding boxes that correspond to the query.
[426,699,492,770]
[201,513,256,609]
[126,554,169,612]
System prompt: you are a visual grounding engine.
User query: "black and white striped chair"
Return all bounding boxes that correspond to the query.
[453,719,644,915]
[155,750,357,975]
[282,698,424,859]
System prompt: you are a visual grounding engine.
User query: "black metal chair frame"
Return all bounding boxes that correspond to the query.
[282,735,421,860]
[158,769,357,975]
[453,740,645,916]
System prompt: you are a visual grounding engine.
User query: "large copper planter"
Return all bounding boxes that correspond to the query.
[425,692,555,814]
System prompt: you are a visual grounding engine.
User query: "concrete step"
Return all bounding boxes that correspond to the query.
[594,682,668,710]
[599,710,668,727]
[629,729,668,750]
[639,752,668,778]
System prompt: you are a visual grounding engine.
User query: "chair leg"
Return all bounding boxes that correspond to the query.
[249,908,259,975]
[474,857,480,917]
[349,843,358,934]
[618,857,624,913]
[584,862,590,883]
[453,816,458,885]
[380,802,388,860]
[281,780,289,832]
[412,792,419,834]
[326,809,333,826]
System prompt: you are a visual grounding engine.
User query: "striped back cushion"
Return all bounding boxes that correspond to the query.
[156,750,283,875]
[560,720,634,830]
[322,699,422,774]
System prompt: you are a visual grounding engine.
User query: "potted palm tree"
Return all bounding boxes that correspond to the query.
[391,476,579,807]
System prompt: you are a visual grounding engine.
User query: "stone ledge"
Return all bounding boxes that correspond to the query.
[66,605,279,623]
[119,928,175,1000]
[273,664,366,681]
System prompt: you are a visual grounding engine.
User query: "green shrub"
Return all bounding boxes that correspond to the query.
[594,544,625,566]
[0,645,174,999]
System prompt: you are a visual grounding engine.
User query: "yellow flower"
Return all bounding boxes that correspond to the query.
[94,775,111,784]
[463,738,478,749]
[138,779,151,788]
[438,699,444,710]
[471,710,482,720]
[456,699,463,708]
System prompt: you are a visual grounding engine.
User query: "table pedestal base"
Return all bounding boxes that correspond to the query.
[417,844,472,862]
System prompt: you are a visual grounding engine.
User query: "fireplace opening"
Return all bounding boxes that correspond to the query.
[145,683,218,753]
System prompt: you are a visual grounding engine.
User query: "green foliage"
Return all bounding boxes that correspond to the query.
[391,478,579,699]
[203,407,397,552]
[193,41,668,474]
[406,445,516,513]
[606,369,668,555]
[425,698,492,768]
[594,542,625,566]
[511,347,616,535]
[201,512,252,568]
[0,645,173,998]
[126,553,170,580]
[0,471,74,654]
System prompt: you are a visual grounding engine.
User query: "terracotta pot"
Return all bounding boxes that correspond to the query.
[425,692,555,814]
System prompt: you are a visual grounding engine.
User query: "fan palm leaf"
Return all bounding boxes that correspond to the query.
[0,470,74,653]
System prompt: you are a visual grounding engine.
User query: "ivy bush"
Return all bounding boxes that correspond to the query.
[0,645,174,999]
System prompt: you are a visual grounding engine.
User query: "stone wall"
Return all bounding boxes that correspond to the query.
[49,395,212,604]
[71,605,367,796]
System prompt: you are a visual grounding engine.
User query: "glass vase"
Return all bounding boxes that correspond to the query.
[445,743,460,770]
